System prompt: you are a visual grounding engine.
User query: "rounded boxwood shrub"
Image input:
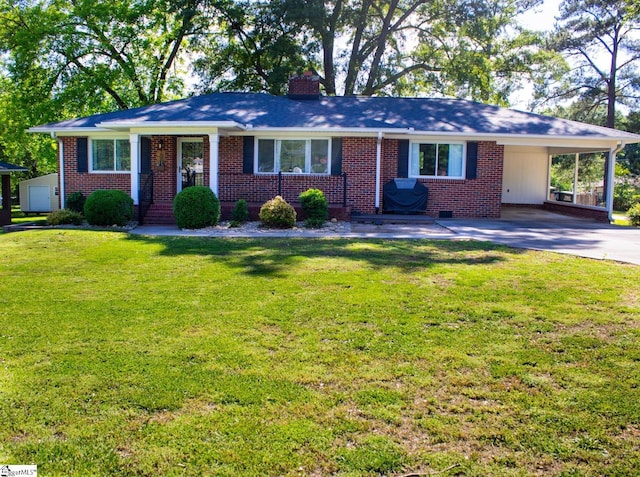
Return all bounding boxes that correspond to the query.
[173,186,220,229]
[84,190,134,226]
[47,209,84,226]
[299,188,328,228]
[66,191,86,214]
[259,195,296,228]
[628,203,640,227]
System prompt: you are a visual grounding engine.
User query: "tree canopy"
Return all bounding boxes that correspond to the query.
[0,0,566,176]
[540,0,640,128]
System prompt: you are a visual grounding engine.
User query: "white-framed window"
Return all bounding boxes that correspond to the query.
[256,138,330,174]
[91,138,131,172]
[410,141,465,178]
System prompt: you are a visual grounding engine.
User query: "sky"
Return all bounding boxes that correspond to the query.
[517,0,561,32]
[510,0,562,109]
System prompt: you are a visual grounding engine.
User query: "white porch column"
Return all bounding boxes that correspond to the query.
[209,133,219,197]
[374,132,383,213]
[130,133,140,205]
[606,147,618,221]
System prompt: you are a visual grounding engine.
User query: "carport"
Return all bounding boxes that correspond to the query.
[0,161,28,226]
[502,139,624,223]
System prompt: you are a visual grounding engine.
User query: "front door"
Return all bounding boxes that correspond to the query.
[177,138,204,192]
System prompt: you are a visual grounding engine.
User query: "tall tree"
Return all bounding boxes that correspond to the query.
[0,0,211,111]
[544,0,640,128]
[191,0,308,95]
[0,0,219,174]
[192,0,551,103]
[274,0,549,102]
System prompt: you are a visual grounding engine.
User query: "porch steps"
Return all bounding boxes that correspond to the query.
[351,213,435,225]
[142,202,175,225]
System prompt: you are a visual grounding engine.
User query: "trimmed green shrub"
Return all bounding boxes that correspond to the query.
[299,188,328,228]
[628,203,640,227]
[173,186,220,229]
[259,195,296,228]
[47,209,84,226]
[84,190,134,226]
[66,191,86,214]
[231,199,250,223]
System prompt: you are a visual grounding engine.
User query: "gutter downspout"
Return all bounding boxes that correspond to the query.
[606,142,625,221]
[375,132,383,214]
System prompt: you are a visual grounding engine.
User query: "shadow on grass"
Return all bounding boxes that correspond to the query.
[125,234,521,276]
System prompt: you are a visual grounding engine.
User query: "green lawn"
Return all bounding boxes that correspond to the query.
[1,230,639,476]
[7,205,47,227]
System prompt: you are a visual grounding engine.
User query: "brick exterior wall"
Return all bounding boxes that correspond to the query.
[422,142,504,218]
[150,136,177,202]
[218,136,348,206]
[60,137,131,203]
[342,138,504,218]
[60,135,505,218]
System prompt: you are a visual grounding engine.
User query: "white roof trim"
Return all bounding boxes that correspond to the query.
[28,122,638,148]
[28,126,112,134]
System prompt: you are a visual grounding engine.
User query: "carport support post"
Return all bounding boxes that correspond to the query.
[573,153,579,204]
[605,147,618,221]
[1,174,11,226]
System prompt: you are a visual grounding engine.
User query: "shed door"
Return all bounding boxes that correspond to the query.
[28,185,51,212]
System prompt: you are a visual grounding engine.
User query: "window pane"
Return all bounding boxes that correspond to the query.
[279,140,305,172]
[311,140,329,173]
[258,139,275,172]
[115,140,131,171]
[181,141,203,173]
[92,140,114,171]
[419,144,436,176]
[448,144,464,177]
[437,144,449,176]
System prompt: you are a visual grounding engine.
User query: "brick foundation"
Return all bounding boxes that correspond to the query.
[543,201,610,222]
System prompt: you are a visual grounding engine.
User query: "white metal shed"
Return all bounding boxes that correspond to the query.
[19,173,59,213]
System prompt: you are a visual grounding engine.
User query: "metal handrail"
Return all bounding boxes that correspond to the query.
[138,172,154,225]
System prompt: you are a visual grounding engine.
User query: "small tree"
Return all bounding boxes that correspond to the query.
[65,191,86,214]
[299,188,328,228]
[231,199,250,225]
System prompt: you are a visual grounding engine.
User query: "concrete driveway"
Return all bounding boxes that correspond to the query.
[438,209,640,265]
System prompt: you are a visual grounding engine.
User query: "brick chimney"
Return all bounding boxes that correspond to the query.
[287,71,321,99]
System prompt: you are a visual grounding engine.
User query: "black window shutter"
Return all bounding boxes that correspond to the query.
[466,141,478,179]
[243,136,254,174]
[77,137,88,173]
[140,137,152,174]
[397,139,409,178]
[331,138,342,176]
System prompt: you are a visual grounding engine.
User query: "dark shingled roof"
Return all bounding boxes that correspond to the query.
[31,93,640,141]
[0,161,28,173]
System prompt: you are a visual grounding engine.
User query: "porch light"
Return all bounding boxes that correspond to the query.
[158,139,164,150]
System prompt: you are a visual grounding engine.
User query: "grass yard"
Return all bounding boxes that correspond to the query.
[1,230,639,476]
[7,205,47,227]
